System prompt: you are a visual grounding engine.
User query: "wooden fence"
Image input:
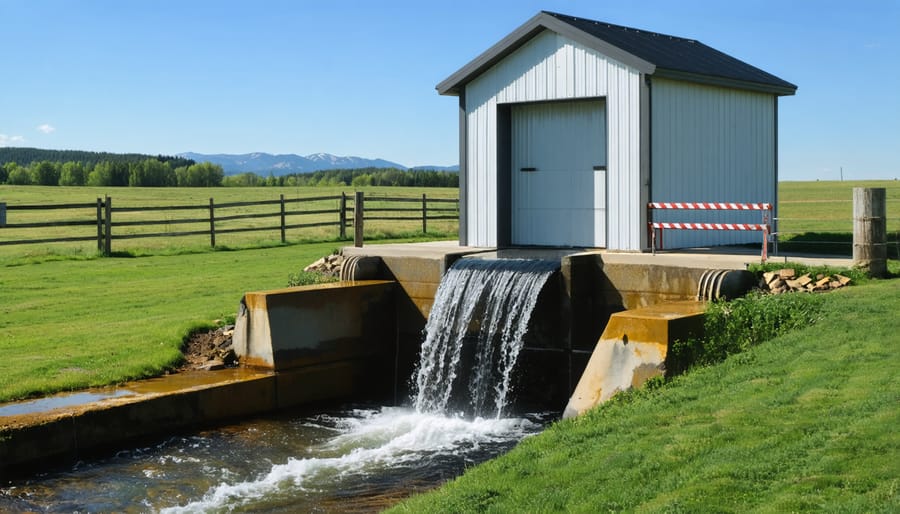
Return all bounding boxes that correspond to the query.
[0,192,459,254]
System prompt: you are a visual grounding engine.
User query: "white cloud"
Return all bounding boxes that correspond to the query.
[37,123,56,134]
[0,134,26,146]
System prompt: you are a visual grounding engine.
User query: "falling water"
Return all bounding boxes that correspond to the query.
[413,258,559,417]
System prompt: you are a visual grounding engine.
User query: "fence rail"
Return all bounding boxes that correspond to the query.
[0,192,459,254]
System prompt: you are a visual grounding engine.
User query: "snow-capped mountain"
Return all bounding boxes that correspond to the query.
[179,152,411,175]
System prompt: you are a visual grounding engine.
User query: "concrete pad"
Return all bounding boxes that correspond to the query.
[343,240,492,260]
[591,247,853,269]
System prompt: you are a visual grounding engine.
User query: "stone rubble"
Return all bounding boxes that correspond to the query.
[303,253,345,277]
[759,268,851,294]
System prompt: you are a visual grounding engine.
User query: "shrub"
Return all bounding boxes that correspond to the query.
[667,291,825,375]
[286,270,338,287]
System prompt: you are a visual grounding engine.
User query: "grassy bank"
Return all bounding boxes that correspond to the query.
[0,241,392,403]
[392,277,900,512]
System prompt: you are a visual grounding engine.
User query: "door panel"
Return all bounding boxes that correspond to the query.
[511,100,606,247]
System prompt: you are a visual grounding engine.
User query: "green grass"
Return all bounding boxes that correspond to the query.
[391,276,900,513]
[777,180,900,257]
[0,241,396,403]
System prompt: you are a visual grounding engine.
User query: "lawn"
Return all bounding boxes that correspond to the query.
[777,180,900,256]
[391,275,900,512]
[0,243,352,402]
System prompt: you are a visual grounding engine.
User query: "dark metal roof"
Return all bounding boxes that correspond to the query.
[437,11,797,96]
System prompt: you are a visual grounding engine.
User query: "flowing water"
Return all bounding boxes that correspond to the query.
[414,258,560,417]
[0,258,558,512]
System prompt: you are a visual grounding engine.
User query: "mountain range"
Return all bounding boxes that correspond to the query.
[178,152,458,175]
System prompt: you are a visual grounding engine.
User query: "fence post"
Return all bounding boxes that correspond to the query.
[339,192,347,239]
[354,191,364,247]
[209,198,216,248]
[104,196,112,256]
[0,202,6,228]
[280,194,286,243]
[853,187,887,277]
[96,198,103,252]
[422,193,427,233]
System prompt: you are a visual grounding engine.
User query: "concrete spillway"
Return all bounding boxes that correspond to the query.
[2,242,771,476]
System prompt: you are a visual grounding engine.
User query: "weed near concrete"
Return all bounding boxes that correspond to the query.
[391,276,900,512]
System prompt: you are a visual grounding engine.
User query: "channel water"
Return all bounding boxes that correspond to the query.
[0,258,558,512]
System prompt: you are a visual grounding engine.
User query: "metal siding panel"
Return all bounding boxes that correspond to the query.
[650,78,775,249]
[464,30,642,250]
[605,63,642,251]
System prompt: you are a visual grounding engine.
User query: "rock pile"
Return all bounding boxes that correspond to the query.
[303,253,344,277]
[180,325,238,371]
[760,268,851,294]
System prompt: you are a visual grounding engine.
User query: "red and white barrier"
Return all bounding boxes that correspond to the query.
[648,202,771,211]
[648,202,772,261]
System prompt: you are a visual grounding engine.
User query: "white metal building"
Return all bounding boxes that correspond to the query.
[437,11,796,250]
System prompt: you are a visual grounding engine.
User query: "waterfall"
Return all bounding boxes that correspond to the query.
[412,258,558,418]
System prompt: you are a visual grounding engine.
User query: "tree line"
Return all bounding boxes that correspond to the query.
[0,147,194,169]
[0,159,225,187]
[222,167,459,188]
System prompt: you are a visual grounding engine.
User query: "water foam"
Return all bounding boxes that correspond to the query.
[160,407,537,513]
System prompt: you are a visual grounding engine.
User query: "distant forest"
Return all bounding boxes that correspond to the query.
[222,168,459,188]
[0,147,194,169]
[0,148,458,188]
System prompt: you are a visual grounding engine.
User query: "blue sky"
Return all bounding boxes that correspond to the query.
[1,0,898,179]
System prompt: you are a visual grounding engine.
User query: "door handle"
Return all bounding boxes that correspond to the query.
[593,165,606,171]
[520,167,537,172]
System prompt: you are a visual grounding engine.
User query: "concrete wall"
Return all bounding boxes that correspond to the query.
[233,280,397,404]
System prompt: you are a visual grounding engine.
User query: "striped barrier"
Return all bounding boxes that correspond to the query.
[648,202,772,261]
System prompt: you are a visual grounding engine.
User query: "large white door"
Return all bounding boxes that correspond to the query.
[511,100,607,247]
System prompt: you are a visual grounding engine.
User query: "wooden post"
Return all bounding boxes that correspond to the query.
[853,187,887,277]
[209,197,216,248]
[96,198,103,252]
[280,194,286,243]
[422,193,427,233]
[339,192,347,239]
[0,202,6,228]
[354,191,364,247]
[104,196,112,256]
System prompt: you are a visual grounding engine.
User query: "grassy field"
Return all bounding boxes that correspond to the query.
[0,242,355,402]
[0,185,459,262]
[392,277,900,512]
[777,180,899,256]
